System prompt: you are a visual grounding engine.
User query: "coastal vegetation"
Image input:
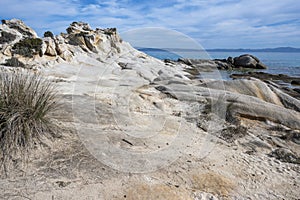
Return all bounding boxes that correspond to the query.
[43,31,54,38]
[0,31,16,44]
[3,57,25,68]
[0,71,59,170]
[12,38,42,57]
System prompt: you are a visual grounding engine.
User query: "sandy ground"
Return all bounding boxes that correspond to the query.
[0,60,299,199]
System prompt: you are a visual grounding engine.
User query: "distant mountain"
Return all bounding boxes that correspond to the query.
[136,47,203,52]
[136,47,300,53]
[206,47,300,52]
[136,47,170,52]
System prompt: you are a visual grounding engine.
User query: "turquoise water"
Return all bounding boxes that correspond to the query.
[140,49,300,78]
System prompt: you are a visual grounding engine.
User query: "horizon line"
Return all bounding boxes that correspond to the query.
[135,46,300,52]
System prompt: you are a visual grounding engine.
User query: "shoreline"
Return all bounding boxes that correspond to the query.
[161,56,300,92]
[139,48,300,79]
[0,19,299,200]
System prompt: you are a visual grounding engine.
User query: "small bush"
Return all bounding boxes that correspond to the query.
[104,28,117,35]
[0,31,16,44]
[3,57,25,68]
[44,31,54,38]
[12,38,43,57]
[0,72,59,169]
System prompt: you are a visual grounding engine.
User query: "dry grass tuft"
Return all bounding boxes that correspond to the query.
[0,71,59,171]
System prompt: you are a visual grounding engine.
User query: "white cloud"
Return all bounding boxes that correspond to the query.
[0,0,299,48]
[121,27,203,49]
[1,0,78,17]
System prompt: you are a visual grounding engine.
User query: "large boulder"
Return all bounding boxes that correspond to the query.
[43,37,57,56]
[54,35,73,61]
[65,22,121,54]
[233,54,267,69]
[1,19,37,38]
[214,59,233,70]
[66,21,92,34]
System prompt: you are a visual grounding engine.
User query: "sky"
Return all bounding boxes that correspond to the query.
[1,0,300,49]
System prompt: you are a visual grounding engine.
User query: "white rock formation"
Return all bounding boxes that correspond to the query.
[0,19,299,200]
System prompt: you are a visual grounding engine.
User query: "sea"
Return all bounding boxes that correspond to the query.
[139,49,300,80]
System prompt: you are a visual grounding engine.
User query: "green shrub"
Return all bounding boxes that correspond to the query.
[12,38,43,57]
[0,31,16,44]
[2,57,25,68]
[0,72,59,169]
[104,28,117,35]
[44,31,54,38]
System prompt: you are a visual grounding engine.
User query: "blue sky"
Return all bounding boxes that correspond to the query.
[1,0,300,48]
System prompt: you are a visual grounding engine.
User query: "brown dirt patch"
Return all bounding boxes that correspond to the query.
[126,184,192,200]
[191,172,235,198]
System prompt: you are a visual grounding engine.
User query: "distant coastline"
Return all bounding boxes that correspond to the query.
[137,47,300,78]
[136,47,300,53]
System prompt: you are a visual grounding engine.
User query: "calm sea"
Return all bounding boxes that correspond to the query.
[140,49,300,79]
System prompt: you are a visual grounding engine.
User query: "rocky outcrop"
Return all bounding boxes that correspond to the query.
[0,19,124,66]
[1,19,37,38]
[234,54,267,69]
[291,80,300,85]
[154,78,300,130]
[63,22,121,55]
[0,19,299,200]
[66,21,92,34]
[0,19,34,58]
[177,58,220,74]
[170,54,267,73]
[230,72,300,99]
[43,37,57,56]
[269,148,300,164]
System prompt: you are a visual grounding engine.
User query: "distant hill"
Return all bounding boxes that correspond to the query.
[207,47,300,52]
[136,47,203,52]
[136,47,300,53]
[136,47,171,52]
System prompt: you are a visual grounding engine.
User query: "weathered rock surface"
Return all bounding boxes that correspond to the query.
[269,148,300,164]
[43,37,57,56]
[0,19,299,200]
[0,19,124,67]
[230,72,300,99]
[154,79,300,130]
[66,21,92,34]
[231,71,300,82]
[234,54,267,69]
[1,18,38,38]
[169,54,267,73]
[292,80,300,85]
